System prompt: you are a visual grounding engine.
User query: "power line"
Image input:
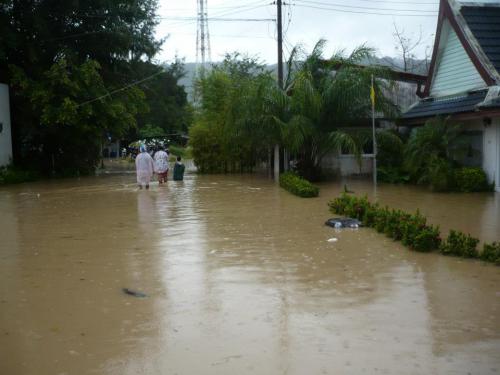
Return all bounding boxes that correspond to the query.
[169,31,273,39]
[161,17,275,21]
[342,0,437,4]
[76,70,166,108]
[161,0,268,12]
[160,3,272,28]
[293,0,437,13]
[292,4,437,16]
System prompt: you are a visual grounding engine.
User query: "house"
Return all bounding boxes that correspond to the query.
[0,83,13,167]
[402,0,500,192]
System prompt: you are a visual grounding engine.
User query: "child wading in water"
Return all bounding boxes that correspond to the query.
[173,156,185,181]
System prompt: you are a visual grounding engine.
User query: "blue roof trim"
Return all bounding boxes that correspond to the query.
[402,90,487,119]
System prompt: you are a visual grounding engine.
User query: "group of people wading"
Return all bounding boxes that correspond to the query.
[135,145,185,189]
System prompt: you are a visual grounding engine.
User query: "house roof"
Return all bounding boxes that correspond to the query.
[460,5,500,74]
[422,0,500,98]
[402,0,500,121]
[403,90,487,119]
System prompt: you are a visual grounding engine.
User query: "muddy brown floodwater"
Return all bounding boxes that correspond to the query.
[0,173,499,375]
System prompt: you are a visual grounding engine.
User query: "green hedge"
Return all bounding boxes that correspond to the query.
[0,166,39,184]
[329,194,439,252]
[439,230,479,258]
[454,167,492,192]
[480,242,500,265]
[329,193,498,264]
[279,172,319,198]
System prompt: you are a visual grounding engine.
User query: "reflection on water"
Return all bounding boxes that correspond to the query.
[0,174,499,375]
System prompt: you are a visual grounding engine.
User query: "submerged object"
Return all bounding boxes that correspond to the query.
[343,184,354,194]
[327,237,338,242]
[122,288,147,298]
[325,217,362,229]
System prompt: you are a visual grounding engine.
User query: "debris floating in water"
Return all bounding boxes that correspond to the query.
[122,288,147,298]
[325,217,362,229]
[327,238,338,243]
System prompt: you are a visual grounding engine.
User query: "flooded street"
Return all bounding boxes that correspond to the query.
[1,173,499,375]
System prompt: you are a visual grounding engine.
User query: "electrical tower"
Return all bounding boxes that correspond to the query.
[196,0,211,70]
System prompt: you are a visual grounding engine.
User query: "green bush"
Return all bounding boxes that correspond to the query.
[454,167,492,192]
[480,242,500,265]
[168,144,188,158]
[412,225,441,252]
[329,193,498,263]
[329,194,441,252]
[279,172,319,198]
[439,230,479,258]
[0,166,39,184]
[377,166,410,184]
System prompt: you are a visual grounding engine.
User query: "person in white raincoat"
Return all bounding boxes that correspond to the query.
[135,145,155,189]
[154,147,169,184]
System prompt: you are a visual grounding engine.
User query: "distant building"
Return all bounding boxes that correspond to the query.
[402,0,500,192]
[322,71,427,177]
[0,83,13,167]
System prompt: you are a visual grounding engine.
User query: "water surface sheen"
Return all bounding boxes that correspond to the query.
[0,174,499,375]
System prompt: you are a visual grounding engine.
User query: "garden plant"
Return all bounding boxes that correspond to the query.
[279,172,319,197]
[329,193,498,264]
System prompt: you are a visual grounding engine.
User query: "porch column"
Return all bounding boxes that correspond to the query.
[274,144,280,180]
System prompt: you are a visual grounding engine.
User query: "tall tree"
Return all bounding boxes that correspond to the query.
[0,0,188,174]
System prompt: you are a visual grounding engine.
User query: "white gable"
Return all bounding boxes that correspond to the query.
[430,19,486,97]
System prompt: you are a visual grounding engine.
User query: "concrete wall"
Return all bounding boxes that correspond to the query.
[0,84,13,167]
[103,141,121,158]
[486,119,500,192]
[463,118,500,192]
[322,153,374,177]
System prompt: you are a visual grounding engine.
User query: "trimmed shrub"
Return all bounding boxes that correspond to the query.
[480,242,500,265]
[439,230,479,258]
[412,225,441,252]
[329,194,440,252]
[328,194,498,263]
[454,167,492,192]
[279,172,319,198]
[0,166,39,184]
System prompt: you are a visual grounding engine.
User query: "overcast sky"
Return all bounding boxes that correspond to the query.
[154,0,441,64]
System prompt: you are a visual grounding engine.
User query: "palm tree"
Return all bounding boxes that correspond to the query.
[404,116,468,190]
[264,40,399,180]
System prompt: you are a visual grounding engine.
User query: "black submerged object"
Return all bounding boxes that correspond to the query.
[325,217,362,228]
[122,288,147,298]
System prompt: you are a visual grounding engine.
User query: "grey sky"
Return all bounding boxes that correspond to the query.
[155,0,441,64]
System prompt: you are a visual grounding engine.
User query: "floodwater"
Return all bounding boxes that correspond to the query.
[0,173,499,375]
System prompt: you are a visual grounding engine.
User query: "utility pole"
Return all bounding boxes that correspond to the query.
[274,0,283,181]
[196,0,211,71]
[277,0,283,89]
[371,74,377,186]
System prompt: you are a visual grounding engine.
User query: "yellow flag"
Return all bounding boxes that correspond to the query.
[370,84,375,107]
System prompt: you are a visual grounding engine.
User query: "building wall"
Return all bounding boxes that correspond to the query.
[463,118,500,192]
[430,20,486,97]
[489,119,500,192]
[322,153,373,177]
[0,84,13,167]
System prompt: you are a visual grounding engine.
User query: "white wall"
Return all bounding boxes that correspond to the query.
[463,118,500,192]
[490,119,500,192]
[322,153,373,176]
[430,20,486,97]
[0,84,13,167]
